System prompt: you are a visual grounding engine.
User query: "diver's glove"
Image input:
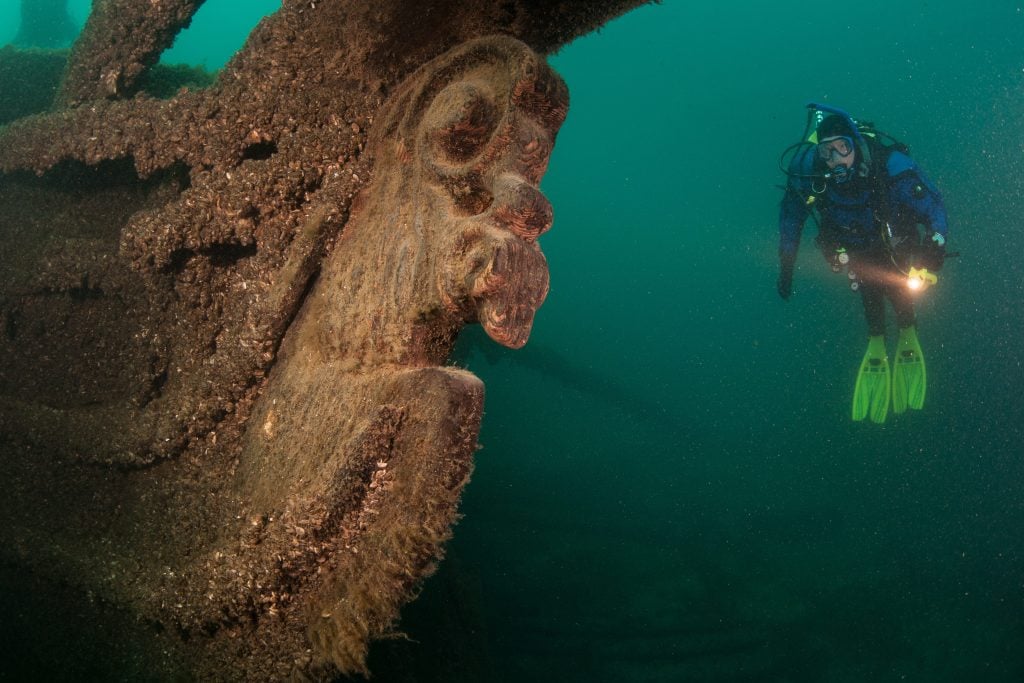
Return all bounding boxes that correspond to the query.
[919,232,946,272]
[777,252,796,300]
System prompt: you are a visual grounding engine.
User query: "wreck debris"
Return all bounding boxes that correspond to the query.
[57,0,206,106]
[0,0,647,678]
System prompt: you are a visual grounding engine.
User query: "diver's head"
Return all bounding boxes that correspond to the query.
[816,114,857,183]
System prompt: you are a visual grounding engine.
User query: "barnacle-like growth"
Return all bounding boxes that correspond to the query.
[0,0,647,678]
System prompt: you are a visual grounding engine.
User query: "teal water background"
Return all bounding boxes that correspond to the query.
[3,1,1023,681]
[444,4,1024,681]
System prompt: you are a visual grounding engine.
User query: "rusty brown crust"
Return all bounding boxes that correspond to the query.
[0,0,647,678]
[0,0,642,466]
[56,0,208,106]
[54,0,649,106]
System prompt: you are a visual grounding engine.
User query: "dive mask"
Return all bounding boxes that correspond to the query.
[817,135,854,162]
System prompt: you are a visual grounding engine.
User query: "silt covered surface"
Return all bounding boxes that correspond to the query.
[0,0,649,679]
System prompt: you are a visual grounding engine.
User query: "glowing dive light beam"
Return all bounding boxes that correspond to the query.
[906,266,938,292]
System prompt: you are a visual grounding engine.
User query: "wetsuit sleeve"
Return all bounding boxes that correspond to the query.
[778,147,815,264]
[887,152,948,238]
[778,185,808,265]
[776,173,810,300]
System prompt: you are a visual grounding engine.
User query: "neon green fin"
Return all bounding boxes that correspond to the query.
[852,335,890,423]
[892,325,926,413]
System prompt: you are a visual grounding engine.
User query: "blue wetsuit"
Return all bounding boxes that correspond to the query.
[778,139,948,336]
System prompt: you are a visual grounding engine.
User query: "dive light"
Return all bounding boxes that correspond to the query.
[906,266,938,292]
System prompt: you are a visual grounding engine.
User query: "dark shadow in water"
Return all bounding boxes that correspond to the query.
[0,557,186,679]
[13,0,78,49]
[451,324,687,438]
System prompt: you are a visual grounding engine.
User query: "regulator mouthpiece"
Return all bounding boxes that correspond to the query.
[825,164,854,184]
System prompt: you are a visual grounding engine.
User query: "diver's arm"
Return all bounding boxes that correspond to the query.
[887,153,948,238]
[778,146,817,263]
[776,185,808,299]
[887,152,948,270]
[778,185,809,262]
[776,146,817,299]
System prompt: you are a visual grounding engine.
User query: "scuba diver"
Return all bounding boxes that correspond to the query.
[777,103,949,424]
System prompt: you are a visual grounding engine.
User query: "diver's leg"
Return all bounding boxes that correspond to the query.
[888,282,926,411]
[888,283,917,330]
[852,280,891,423]
[859,282,887,337]
[853,283,890,423]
